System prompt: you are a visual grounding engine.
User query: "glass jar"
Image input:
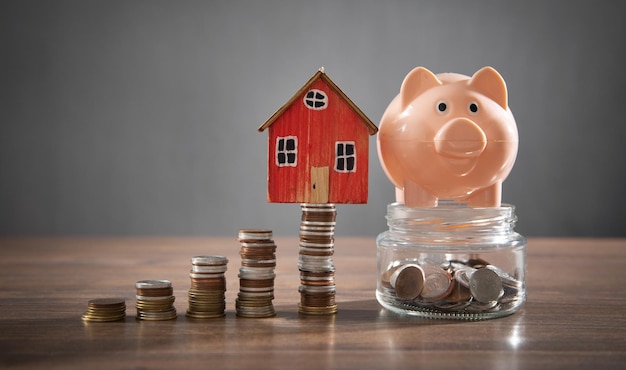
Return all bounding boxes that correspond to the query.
[376,202,526,320]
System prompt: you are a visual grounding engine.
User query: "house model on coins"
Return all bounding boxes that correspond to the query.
[258,68,378,204]
[258,68,377,316]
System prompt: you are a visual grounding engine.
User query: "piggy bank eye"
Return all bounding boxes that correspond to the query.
[437,101,447,113]
[468,102,479,114]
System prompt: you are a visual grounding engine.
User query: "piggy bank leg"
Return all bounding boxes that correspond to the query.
[403,180,438,207]
[395,187,405,204]
[466,182,502,207]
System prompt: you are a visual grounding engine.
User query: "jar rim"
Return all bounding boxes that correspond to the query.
[386,202,518,235]
[388,201,516,211]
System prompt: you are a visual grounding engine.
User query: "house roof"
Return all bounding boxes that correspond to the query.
[257,68,378,135]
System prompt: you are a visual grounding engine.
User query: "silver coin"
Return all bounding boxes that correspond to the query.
[298,259,334,266]
[467,299,499,311]
[469,268,503,303]
[241,258,276,264]
[453,266,474,287]
[239,266,274,273]
[420,265,452,300]
[191,265,227,273]
[300,275,335,282]
[299,241,335,248]
[135,295,174,301]
[239,286,274,293]
[299,230,335,236]
[298,254,333,261]
[189,272,226,279]
[390,264,424,300]
[298,262,333,269]
[300,203,336,210]
[237,229,273,240]
[298,285,336,293]
[239,242,276,248]
[299,246,334,253]
[299,223,334,228]
[191,256,228,266]
[135,280,171,289]
[300,221,336,226]
[485,264,523,289]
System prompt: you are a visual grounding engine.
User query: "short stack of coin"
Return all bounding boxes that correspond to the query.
[81,298,126,322]
[298,204,338,315]
[135,280,177,321]
[186,256,228,319]
[235,229,277,318]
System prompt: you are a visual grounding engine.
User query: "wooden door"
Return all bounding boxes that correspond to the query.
[310,166,329,204]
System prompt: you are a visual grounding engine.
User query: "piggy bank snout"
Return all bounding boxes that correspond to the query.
[434,118,487,158]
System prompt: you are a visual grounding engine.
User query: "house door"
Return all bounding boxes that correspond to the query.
[310,166,329,204]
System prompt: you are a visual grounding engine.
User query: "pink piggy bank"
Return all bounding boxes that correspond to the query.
[377,66,518,207]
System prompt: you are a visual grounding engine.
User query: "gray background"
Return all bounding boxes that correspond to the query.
[2,0,625,237]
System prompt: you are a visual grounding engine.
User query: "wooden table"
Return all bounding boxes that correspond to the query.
[1,237,625,369]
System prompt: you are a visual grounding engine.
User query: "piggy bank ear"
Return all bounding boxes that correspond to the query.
[400,67,442,110]
[468,66,508,109]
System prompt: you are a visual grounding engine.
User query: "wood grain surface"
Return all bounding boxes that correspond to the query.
[1,237,625,369]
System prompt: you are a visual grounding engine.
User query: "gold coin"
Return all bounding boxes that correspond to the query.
[81,314,125,322]
[298,303,338,315]
[185,310,226,319]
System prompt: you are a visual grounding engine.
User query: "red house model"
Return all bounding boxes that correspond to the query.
[258,68,378,204]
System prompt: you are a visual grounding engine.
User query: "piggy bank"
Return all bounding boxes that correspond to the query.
[377,66,518,207]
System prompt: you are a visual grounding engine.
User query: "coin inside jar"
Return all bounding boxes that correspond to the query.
[469,267,503,303]
[390,264,424,300]
[420,265,453,301]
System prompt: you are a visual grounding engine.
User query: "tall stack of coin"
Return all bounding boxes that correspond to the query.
[235,229,277,318]
[81,298,126,322]
[135,280,177,321]
[298,204,338,315]
[186,256,228,319]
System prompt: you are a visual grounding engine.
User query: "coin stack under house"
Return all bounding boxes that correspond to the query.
[236,229,277,318]
[186,256,228,319]
[135,280,177,321]
[298,204,338,315]
[81,298,126,322]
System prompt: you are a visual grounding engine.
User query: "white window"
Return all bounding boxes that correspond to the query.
[303,89,328,110]
[276,136,297,167]
[335,141,356,172]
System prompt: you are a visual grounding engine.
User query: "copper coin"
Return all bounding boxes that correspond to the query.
[87,298,126,308]
[136,287,173,297]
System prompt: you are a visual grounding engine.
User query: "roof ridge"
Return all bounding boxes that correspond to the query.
[257,69,378,135]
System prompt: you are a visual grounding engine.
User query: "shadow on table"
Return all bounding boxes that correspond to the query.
[276,298,464,327]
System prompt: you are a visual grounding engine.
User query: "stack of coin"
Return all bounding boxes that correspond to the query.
[186,256,228,319]
[235,229,277,318]
[81,298,126,322]
[298,204,338,315]
[135,280,177,321]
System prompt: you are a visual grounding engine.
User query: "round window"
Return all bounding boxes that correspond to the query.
[303,89,328,110]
